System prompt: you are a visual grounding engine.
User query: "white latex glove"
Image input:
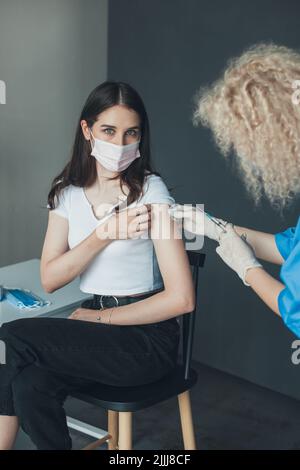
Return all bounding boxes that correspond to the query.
[169,204,227,241]
[216,224,263,286]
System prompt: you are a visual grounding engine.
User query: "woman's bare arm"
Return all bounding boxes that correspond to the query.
[74,204,196,325]
[234,225,284,265]
[40,212,112,293]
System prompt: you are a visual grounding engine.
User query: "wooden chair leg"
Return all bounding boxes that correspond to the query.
[118,411,132,450]
[82,434,111,450]
[108,410,119,450]
[178,391,197,450]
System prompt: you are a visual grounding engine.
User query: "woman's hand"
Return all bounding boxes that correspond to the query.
[95,204,151,240]
[68,308,110,323]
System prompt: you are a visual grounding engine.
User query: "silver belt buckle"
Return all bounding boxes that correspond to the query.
[99,295,119,309]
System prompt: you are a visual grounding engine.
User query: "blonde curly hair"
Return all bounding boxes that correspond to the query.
[193,43,300,209]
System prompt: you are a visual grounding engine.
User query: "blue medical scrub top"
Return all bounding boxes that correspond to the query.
[275,216,300,337]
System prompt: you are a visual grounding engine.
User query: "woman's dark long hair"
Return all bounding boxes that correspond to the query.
[47,81,161,209]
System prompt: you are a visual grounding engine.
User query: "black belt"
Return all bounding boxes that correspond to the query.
[93,290,162,309]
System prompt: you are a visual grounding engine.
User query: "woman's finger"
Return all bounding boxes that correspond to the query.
[128,221,150,238]
[137,221,150,232]
[127,205,150,217]
[136,212,151,224]
[128,220,150,234]
[68,313,77,320]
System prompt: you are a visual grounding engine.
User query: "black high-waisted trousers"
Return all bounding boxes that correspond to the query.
[0,291,180,449]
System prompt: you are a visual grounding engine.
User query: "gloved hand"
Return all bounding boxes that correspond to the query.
[169,204,227,241]
[215,224,263,286]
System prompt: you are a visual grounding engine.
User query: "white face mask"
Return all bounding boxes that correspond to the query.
[89,129,141,172]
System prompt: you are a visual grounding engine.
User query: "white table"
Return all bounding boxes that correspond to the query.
[0,258,108,449]
[0,259,93,325]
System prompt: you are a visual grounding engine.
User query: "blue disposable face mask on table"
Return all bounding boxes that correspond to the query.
[0,286,51,310]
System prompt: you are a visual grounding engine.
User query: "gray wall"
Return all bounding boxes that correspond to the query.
[0,0,108,267]
[108,0,300,399]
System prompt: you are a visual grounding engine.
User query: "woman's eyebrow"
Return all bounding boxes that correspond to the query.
[100,124,140,130]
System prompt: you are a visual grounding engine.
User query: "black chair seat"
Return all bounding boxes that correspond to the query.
[70,365,198,412]
[68,251,205,449]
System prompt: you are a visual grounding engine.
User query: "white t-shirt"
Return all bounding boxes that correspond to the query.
[47,174,175,296]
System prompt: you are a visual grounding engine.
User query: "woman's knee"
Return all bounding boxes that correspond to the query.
[12,365,64,411]
[0,321,14,339]
[0,319,31,339]
[0,321,21,347]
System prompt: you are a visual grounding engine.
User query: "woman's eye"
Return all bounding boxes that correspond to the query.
[126,129,138,136]
[103,128,115,135]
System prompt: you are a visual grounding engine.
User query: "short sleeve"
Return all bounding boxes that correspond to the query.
[274,226,296,261]
[47,186,71,220]
[141,174,175,205]
[277,238,300,337]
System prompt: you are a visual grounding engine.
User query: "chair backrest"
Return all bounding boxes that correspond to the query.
[179,250,206,380]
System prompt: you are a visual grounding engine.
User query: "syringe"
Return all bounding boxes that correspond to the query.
[169,203,227,233]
